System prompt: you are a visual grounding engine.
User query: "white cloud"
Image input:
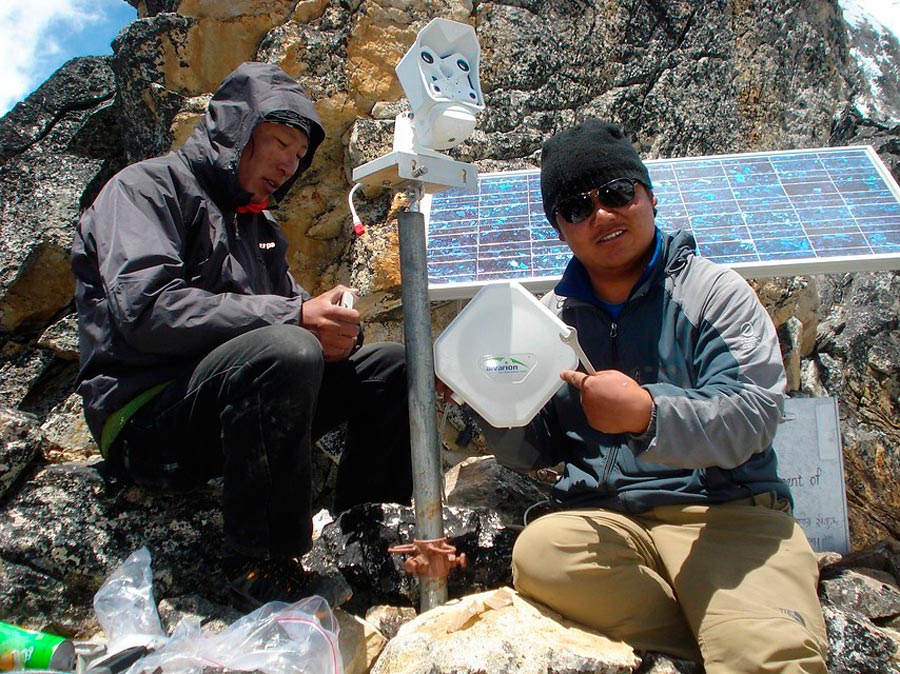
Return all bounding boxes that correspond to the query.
[0,0,107,115]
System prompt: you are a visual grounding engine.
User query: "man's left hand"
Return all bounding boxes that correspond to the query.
[560,369,653,435]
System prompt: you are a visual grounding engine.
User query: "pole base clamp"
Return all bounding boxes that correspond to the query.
[388,537,467,578]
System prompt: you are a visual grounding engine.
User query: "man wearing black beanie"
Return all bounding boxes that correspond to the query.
[475,119,828,673]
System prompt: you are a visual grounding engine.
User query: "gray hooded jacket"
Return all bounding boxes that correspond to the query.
[479,229,791,512]
[71,62,326,440]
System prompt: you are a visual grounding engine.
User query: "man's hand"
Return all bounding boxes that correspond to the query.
[301,285,361,361]
[560,369,654,435]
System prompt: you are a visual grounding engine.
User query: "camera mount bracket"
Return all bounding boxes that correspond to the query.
[352,112,478,193]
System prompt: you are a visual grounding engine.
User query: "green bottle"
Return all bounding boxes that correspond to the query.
[0,622,75,671]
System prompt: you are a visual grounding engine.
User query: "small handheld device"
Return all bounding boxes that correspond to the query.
[339,290,355,309]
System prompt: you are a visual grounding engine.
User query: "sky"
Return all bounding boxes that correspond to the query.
[0,0,136,116]
[0,0,897,118]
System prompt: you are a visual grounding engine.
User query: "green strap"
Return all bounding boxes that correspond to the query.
[100,381,172,457]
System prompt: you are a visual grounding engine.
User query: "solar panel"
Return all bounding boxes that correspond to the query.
[425,145,900,299]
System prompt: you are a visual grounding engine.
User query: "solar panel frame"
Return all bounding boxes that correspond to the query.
[424,145,900,300]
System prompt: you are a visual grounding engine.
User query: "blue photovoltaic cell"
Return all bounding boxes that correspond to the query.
[425,146,900,299]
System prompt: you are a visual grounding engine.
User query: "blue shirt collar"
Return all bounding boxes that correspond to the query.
[554,227,662,316]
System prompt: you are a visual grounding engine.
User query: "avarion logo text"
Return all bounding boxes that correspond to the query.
[481,354,536,383]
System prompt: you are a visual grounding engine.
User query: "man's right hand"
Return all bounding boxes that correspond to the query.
[560,369,654,435]
[301,285,360,361]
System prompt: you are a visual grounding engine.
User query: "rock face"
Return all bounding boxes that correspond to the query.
[0,57,120,335]
[810,271,900,547]
[1,0,900,671]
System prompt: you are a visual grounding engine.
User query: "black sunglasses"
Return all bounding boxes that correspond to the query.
[553,178,639,225]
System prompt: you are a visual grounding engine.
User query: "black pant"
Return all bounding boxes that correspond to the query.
[110,325,413,559]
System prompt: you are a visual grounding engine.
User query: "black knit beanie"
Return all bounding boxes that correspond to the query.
[540,118,652,228]
[264,109,312,137]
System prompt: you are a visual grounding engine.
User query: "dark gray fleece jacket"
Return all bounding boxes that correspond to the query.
[479,230,792,512]
[71,62,326,440]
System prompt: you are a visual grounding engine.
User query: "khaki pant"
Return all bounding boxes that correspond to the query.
[512,496,828,673]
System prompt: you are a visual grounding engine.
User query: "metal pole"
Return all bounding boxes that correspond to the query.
[397,189,446,612]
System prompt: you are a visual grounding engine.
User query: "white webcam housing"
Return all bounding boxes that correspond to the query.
[395,18,484,151]
[352,18,484,193]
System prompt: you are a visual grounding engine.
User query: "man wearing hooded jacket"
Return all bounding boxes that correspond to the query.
[71,62,413,610]
[464,119,828,672]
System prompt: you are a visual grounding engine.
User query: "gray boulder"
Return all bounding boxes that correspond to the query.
[824,604,900,673]
[0,459,224,634]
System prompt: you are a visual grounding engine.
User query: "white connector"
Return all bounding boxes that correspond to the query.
[560,327,597,375]
[340,290,355,309]
[348,183,365,236]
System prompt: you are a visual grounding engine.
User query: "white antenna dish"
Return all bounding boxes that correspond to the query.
[434,281,583,427]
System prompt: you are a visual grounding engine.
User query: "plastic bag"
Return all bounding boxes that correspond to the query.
[93,547,168,654]
[123,597,343,674]
[93,548,343,674]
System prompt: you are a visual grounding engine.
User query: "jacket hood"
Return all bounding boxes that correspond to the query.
[181,61,326,209]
